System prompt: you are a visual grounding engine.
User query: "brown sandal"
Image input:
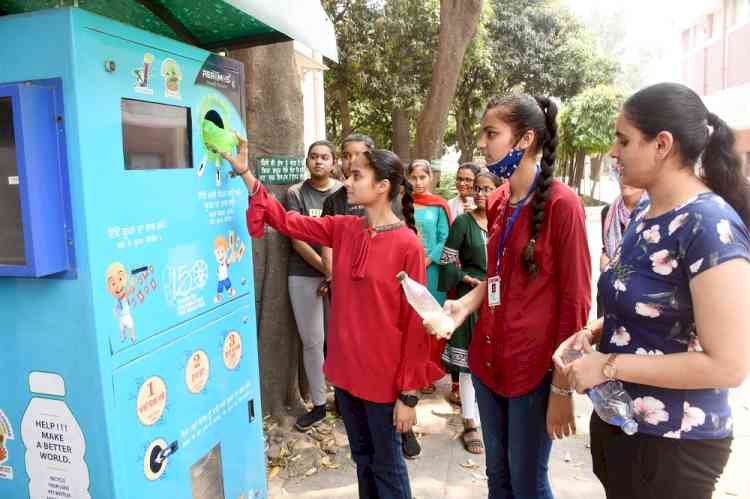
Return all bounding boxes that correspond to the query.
[462,427,484,455]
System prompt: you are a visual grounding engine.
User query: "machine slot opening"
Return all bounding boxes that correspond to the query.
[190,444,226,499]
[121,98,193,171]
[0,96,25,266]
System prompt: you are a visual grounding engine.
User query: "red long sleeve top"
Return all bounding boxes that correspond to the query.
[469,180,592,397]
[247,185,444,403]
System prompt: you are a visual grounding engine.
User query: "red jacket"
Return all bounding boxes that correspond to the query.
[247,185,443,403]
[469,180,592,397]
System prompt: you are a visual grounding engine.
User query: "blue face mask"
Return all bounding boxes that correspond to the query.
[487,147,524,179]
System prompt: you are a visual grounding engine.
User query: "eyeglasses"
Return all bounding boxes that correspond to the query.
[474,186,494,194]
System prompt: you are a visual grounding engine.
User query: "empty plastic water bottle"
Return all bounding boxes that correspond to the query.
[397,271,455,339]
[562,349,639,435]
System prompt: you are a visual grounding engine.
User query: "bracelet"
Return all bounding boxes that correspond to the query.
[550,384,573,397]
[230,167,250,178]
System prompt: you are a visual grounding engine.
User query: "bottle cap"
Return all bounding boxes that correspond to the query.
[622,419,638,436]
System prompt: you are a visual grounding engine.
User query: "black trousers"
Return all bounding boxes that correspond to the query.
[590,413,732,499]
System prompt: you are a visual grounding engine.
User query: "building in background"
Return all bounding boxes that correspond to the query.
[679,0,750,172]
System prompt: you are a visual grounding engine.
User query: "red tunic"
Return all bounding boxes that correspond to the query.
[469,180,592,397]
[247,185,444,403]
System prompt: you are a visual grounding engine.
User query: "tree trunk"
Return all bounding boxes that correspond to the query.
[573,150,586,194]
[589,154,603,199]
[414,0,482,160]
[232,43,307,418]
[455,106,476,163]
[338,84,352,140]
[392,107,411,162]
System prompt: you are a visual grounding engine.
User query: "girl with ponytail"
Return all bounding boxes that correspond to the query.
[556,82,750,499]
[226,142,441,499]
[431,93,592,498]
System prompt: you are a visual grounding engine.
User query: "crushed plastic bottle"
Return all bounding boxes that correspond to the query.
[397,271,455,339]
[562,349,639,436]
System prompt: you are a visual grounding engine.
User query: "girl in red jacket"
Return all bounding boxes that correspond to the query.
[226,141,442,499]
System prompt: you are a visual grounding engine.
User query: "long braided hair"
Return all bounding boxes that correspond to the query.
[484,94,559,277]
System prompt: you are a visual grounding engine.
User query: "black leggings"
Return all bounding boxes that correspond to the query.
[590,413,731,499]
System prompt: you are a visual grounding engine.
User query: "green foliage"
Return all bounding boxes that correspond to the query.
[322,0,438,148]
[559,85,625,155]
[449,0,619,160]
[435,170,457,200]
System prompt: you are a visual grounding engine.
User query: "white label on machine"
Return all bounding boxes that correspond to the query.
[7,176,19,185]
[21,397,91,499]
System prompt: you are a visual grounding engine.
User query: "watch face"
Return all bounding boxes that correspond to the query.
[603,364,616,379]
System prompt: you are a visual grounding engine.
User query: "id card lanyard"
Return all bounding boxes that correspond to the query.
[488,166,540,310]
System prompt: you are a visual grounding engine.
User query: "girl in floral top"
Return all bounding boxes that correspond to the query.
[556,82,750,499]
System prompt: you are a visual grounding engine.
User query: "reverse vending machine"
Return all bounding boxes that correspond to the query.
[0,7,266,498]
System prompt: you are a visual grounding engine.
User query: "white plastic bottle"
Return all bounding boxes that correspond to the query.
[397,271,456,339]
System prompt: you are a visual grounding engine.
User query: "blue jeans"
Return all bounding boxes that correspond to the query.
[335,388,412,499]
[473,375,554,499]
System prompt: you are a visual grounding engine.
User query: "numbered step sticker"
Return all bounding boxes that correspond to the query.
[136,376,167,426]
[185,351,210,394]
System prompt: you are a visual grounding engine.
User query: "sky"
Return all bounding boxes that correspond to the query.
[561,0,716,89]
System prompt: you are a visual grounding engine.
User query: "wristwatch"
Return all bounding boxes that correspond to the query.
[398,393,419,408]
[602,353,619,381]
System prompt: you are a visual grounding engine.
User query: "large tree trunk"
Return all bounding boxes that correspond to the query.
[232,43,307,418]
[392,107,411,162]
[414,0,482,160]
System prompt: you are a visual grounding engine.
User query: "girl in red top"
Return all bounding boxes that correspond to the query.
[225,142,442,499]
[435,94,592,498]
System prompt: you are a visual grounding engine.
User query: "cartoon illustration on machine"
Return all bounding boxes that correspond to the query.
[133,53,155,95]
[106,263,158,343]
[214,231,246,303]
[197,95,243,187]
[160,58,182,99]
[107,262,137,343]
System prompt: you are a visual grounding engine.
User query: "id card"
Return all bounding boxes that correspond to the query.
[487,275,501,307]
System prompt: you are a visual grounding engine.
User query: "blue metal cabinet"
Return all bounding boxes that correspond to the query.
[0,81,74,277]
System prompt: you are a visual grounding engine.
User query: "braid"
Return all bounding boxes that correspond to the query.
[523,96,558,277]
[401,179,417,233]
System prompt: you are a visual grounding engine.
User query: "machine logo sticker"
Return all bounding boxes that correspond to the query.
[133,53,155,95]
[160,58,182,100]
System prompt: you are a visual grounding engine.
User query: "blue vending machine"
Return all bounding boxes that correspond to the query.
[0,7,267,499]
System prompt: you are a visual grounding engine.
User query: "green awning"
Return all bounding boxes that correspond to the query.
[0,0,338,61]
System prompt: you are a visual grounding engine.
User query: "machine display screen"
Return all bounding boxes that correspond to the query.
[122,98,193,170]
[0,96,26,265]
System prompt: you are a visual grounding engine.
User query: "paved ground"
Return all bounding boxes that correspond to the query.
[268,205,750,498]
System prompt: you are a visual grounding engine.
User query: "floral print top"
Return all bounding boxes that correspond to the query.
[599,192,750,439]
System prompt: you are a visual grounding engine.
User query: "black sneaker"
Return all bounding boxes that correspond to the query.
[401,430,421,459]
[294,405,326,431]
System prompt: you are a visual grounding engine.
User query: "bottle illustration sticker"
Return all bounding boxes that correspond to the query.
[223,330,242,370]
[136,376,168,426]
[21,372,91,499]
[0,409,14,480]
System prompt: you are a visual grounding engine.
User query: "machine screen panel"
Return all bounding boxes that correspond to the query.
[122,98,193,170]
[0,96,26,265]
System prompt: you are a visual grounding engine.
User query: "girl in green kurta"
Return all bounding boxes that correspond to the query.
[439,172,500,454]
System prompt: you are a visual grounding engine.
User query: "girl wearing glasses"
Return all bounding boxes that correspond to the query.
[439,172,502,455]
